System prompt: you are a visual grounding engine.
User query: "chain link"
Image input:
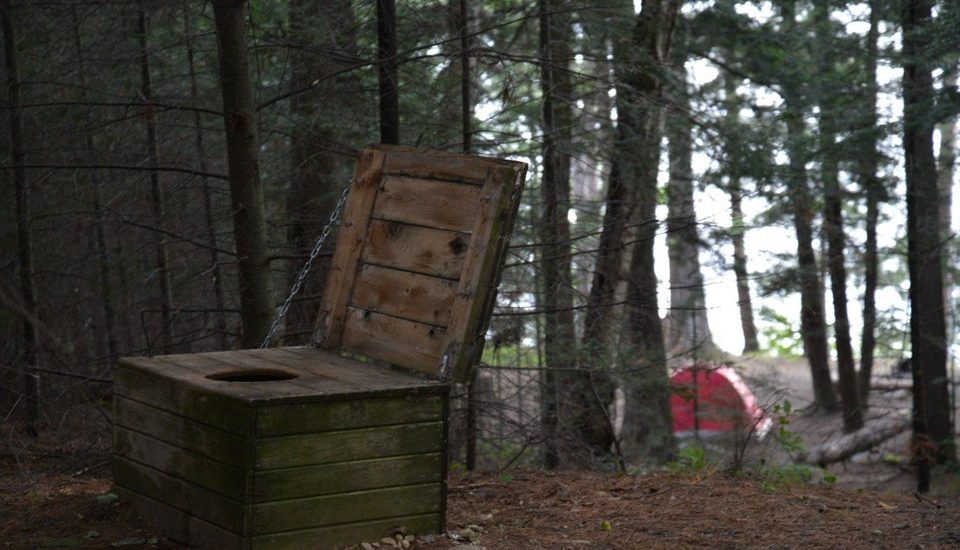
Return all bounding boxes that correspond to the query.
[261,183,352,348]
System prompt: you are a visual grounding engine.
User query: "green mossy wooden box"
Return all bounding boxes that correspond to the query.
[113,145,526,549]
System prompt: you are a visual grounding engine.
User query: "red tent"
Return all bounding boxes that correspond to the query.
[669,364,770,437]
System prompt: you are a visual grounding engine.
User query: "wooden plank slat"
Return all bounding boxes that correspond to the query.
[255,394,442,437]
[350,264,456,327]
[252,483,441,535]
[115,363,253,434]
[441,164,526,381]
[113,426,248,500]
[376,143,499,185]
[341,308,445,374]
[115,487,245,549]
[255,422,443,469]
[251,512,440,550]
[372,175,481,233]
[113,457,246,533]
[114,396,247,466]
[253,453,442,501]
[362,220,468,279]
[314,148,386,348]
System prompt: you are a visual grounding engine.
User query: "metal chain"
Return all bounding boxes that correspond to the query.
[261,183,352,348]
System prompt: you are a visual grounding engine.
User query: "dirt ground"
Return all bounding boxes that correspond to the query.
[2,356,959,549]
[2,435,960,550]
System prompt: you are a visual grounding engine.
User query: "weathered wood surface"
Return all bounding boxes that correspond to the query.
[255,421,443,469]
[114,426,248,499]
[372,175,481,232]
[341,308,446,374]
[310,145,526,381]
[441,165,524,380]
[350,264,456,327]
[114,487,245,549]
[118,347,445,405]
[363,220,468,279]
[114,395,247,465]
[315,148,385,349]
[251,513,440,550]
[253,453,442,500]
[115,362,253,434]
[114,457,246,533]
[256,394,443,437]
[252,483,442,534]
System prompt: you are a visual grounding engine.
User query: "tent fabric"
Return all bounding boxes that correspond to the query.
[669,364,770,437]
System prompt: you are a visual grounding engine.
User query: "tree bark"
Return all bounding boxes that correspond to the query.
[538,0,577,468]
[212,0,275,349]
[459,0,471,153]
[377,0,399,144]
[858,0,881,406]
[138,8,174,353]
[665,62,713,357]
[184,7,228,350]
[815,0,862,432]
[618,0,680,464]
[903,0,956,476]
[72,6,119,360]
[286,0,356,344]
[781,0,837,412]
[937,65,956,357]
[722,77,759,354]
[2,0,39,435]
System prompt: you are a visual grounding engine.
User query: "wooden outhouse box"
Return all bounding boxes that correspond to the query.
[113,145,526,549]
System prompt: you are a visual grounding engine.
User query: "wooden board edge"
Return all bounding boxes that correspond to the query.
[313,148,386,348]
[441,163,526,382]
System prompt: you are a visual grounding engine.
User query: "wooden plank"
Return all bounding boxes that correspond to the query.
[341,308,445,374]
[252,483,442,534]
[152,353,315,401]
[113,457,246,533]
[115,363,253,434]
[113,426,248,500]
[350,264,456,327]
[362,220,468,279]
[115,487,246,549]
[255,422,443,469]
[314,148,386,348]
[114,396,247,466]
[376,143,502,185]
[251,512,440,550]
[241,348,448,399]
[254,453,443,501]
[441,164,526,381]
[372,175,481,233]
[255,394,443,437]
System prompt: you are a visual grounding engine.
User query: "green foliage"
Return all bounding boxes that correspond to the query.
[667,444,712,473]
[758,307,804,357]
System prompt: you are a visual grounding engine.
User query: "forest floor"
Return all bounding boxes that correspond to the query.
[2,356,959,548]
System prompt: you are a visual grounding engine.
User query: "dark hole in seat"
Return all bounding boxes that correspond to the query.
[206,368,298,382]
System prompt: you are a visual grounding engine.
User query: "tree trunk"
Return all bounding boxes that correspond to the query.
[937,66,956,357]
[2,0,39,435]
[459,0,471,153]
[137,9,174,353]
[723,77,759,354]
[286,0,356,344]
[665,62,713,357]
[212,0,275,349]
[903,0,956,477]
[781,0,837,412]
[858,0,881,405]
[538,0,577,468]
[377,0,399,144]
[72,6,119,360]
[815,0,862,432]
[184,7,228,350]
[618,0,680,464]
